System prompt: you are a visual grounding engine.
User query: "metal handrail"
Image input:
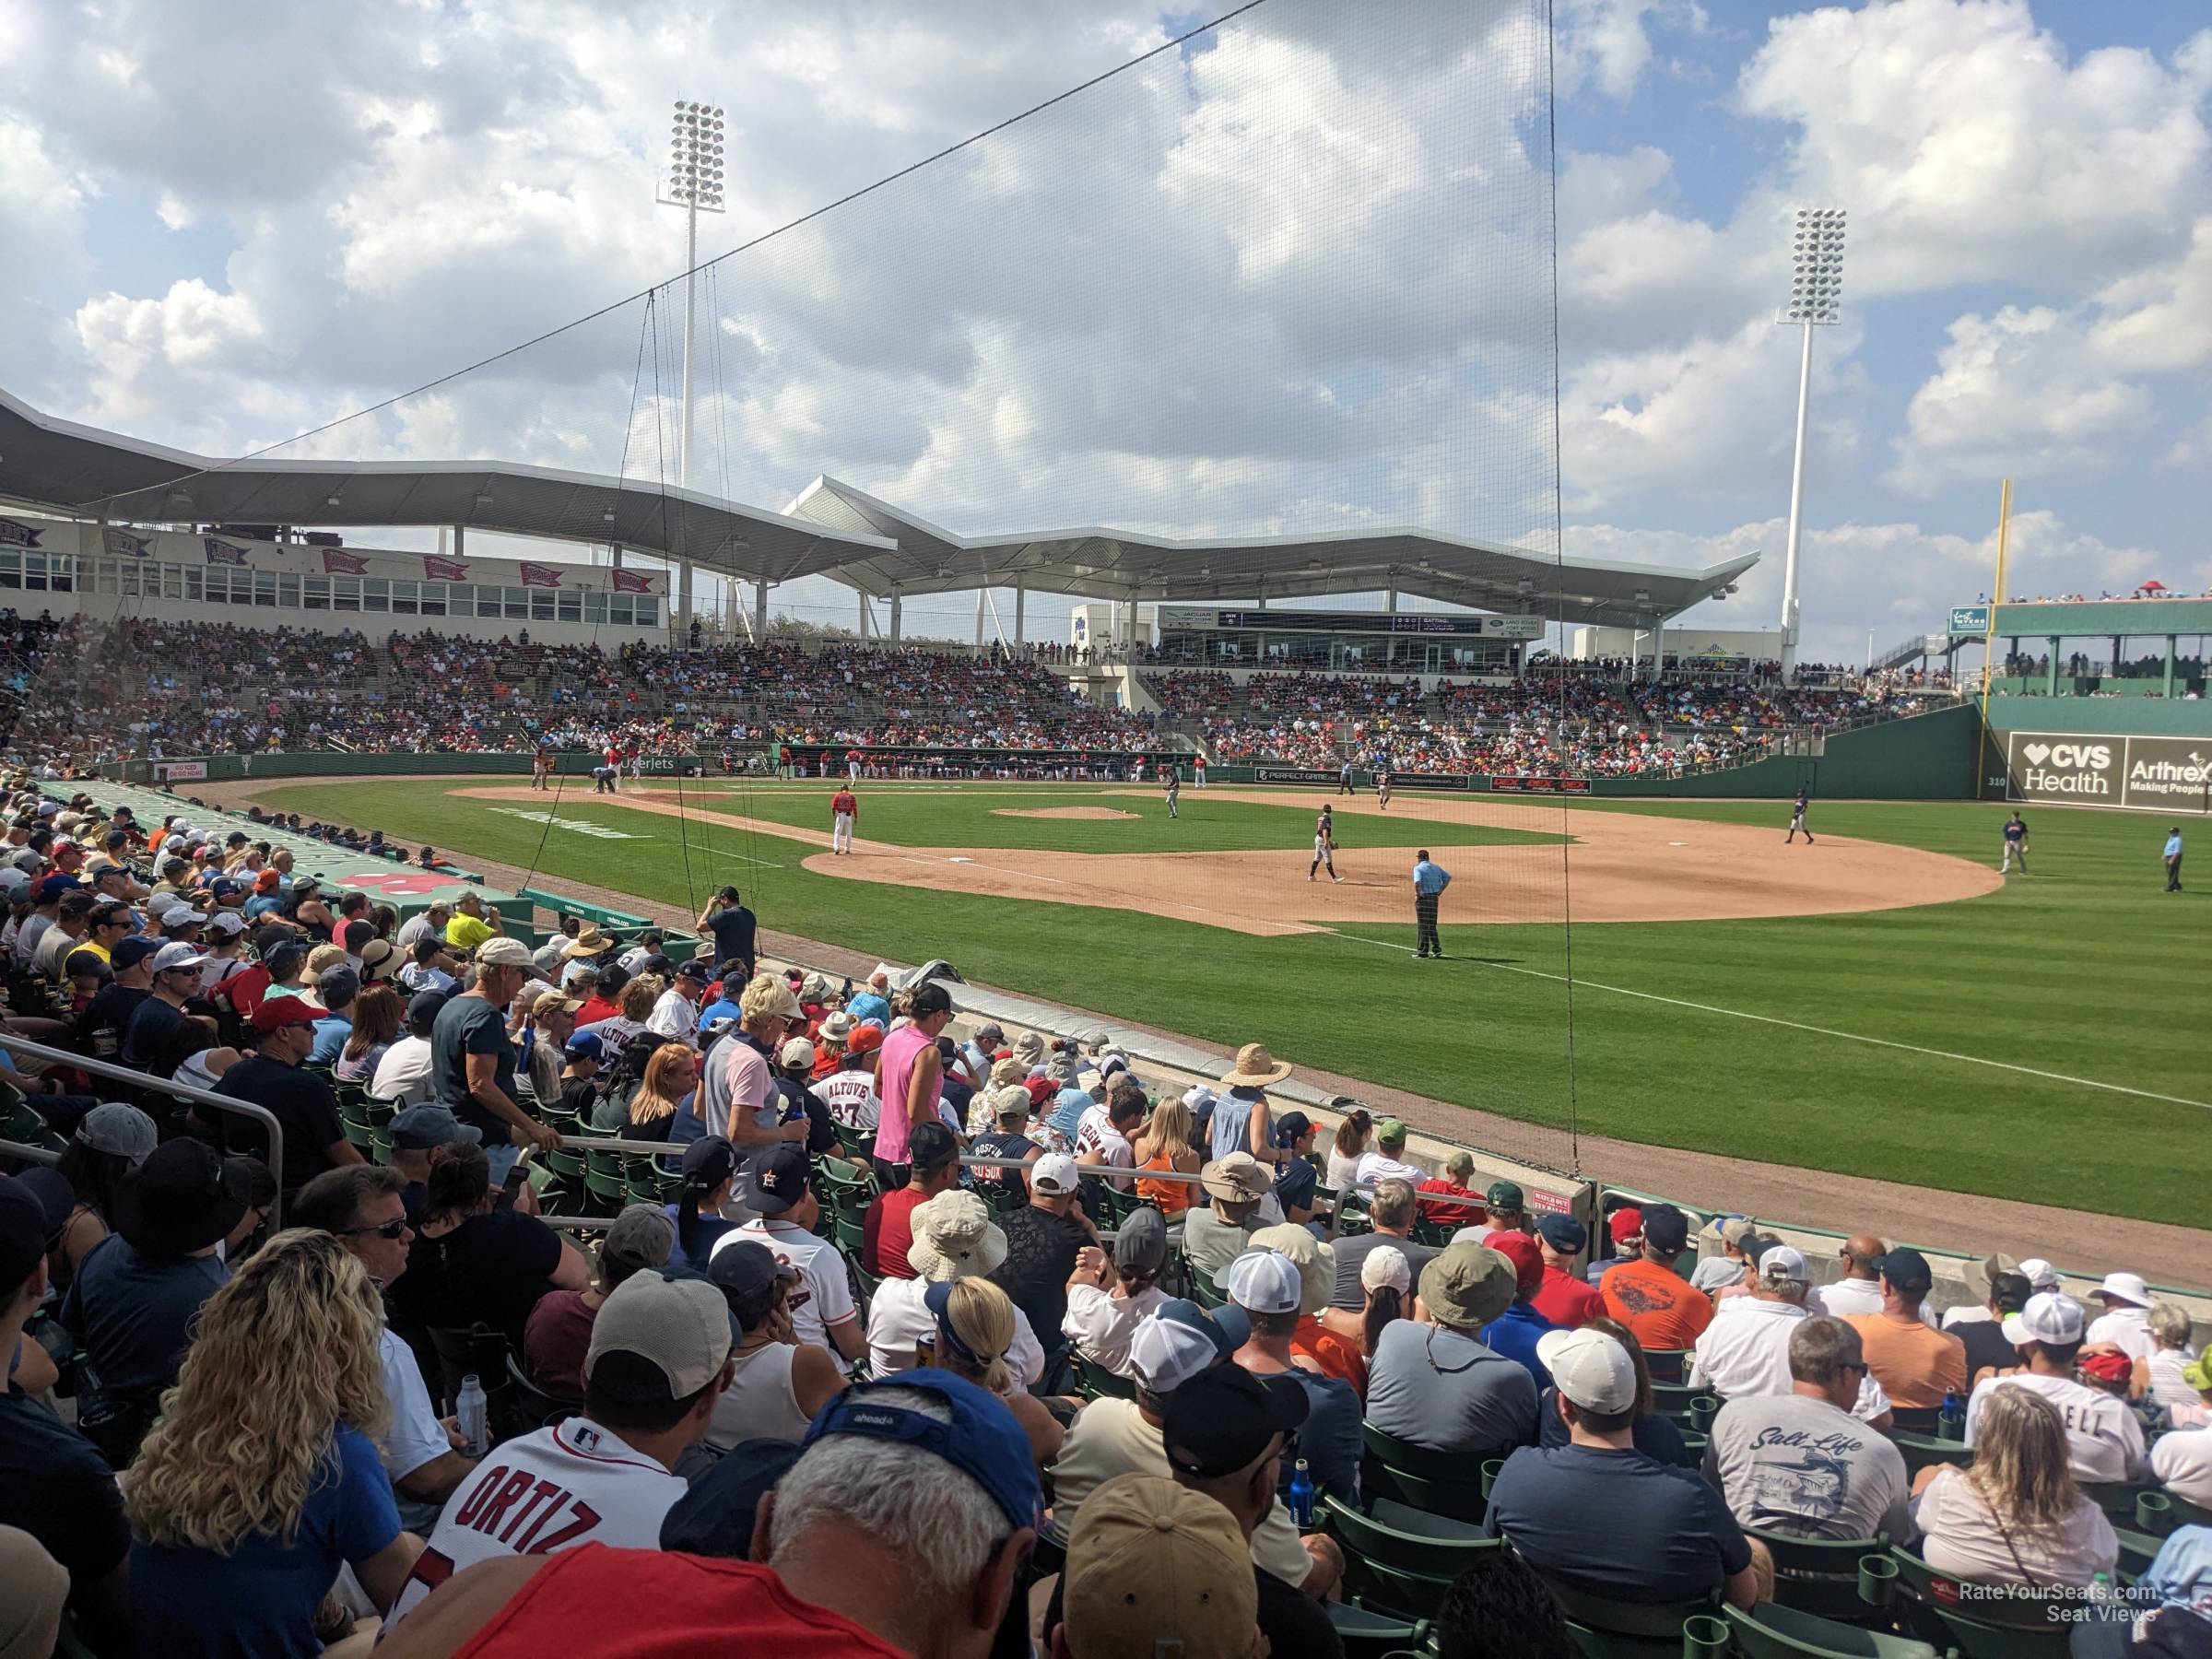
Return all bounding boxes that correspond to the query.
[0,1034,288,1230]
[0,1137,59,1169]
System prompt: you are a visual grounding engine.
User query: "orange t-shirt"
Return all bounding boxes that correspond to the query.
[1844,1313,1968,1408]
[1133,1152,1194,1216]
[1293,1315,1368,1394]
[1600,1259,1713,1350]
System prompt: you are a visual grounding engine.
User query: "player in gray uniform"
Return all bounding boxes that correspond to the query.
[2000,811,2029,874]
[1163,767,1180,819]
[1785,789,1814,844]
[1310,804,1341,882]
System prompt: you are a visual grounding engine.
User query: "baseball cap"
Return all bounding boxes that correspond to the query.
[1275,1109,1312,1145]
[474,936,534,970]
[1061,1474,1262,1659]
[388,1104,483,1151]
[1874,1247,1934,1296]
[110,936,163,971]
[1607,1206,1644,1244]
[1718,1217,1759,1248]
[1360,1244,1413,1294]
[1127,1312,1222,1395]
[744,1143,812,1217]
[159,902,206,927]
[74,1102,159,1166]
[1222,1249,1303,1315]
[1538,1327,1639,1413]
[1375,1116,1408,1143]
[2097,1271,2151,1308]
[600,1206,677,1273]
[776,1036,816,1070]
[150,941,209,974]
[1486,1180,1525,1212]
[585,1270,733,1401]
[708,1239,799,1308]
[1114,1205,1168,1276]
[405,989,449,1032]
[2018,1257,2061,1294]
[1486,1230,1543,1292]
[207,911,248,936]
[562,1031,605,1063]
[0,1173,47,1290]
[801,1369,1041,1536]
[1758,1244,1810,1285]
[846,1026,885,1055]
[1160,1365,1310,1480]
[1030,1152,1080,1196]
[1535,1213,1587,1253]
[1154,1297,1241,1363]
[2003,1291,2087,1347]
[251,994,319,1034]
[1640,1204,1689,1255]
[1418,1238,1518,1330]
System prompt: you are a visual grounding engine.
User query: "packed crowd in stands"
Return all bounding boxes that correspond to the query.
[0,780,2206,1654]
[0,612,1940,782]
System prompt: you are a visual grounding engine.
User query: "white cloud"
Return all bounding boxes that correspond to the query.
[1556,0,1707,101]
[1738,1,2212,297]
[2089,216,2212,373]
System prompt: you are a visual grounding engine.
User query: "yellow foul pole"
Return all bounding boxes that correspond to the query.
[1979,477,2013,729]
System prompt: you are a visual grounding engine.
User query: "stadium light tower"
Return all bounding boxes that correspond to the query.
[1777,207,1844,677]
[658,98,724,634]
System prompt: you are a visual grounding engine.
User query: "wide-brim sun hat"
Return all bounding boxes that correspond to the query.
[906,1190,1009,1282]
[1219,1041,1292,1088]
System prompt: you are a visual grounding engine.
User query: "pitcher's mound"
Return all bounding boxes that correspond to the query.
[992,806,1140,821]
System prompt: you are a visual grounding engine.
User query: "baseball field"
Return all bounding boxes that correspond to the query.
[218,775,2207,1230]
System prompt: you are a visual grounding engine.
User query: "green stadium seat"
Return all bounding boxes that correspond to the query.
[1321,1492,1499,1619]
[1886,1430,1971,1481]
[504,1350,580,1435]
[1325,1599,1431,1658]
[1358,1421,1500,1524]
[1523,1561,1715,1659]
[1075,1352,1135,1403]
[1878,1546,2076,1657]
[1641,1347,1689,1384]
[1741,1525,1888,1623]
[1723,1603,1940,1658]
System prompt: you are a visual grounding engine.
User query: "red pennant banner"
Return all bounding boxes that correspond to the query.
[518,561,563,587]
[321,549,370,575]
[610,568,653,593]
[422,555,469,582]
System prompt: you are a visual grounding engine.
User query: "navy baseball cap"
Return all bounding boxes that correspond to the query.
[744,1143,812,1217]
[111,936,162,971]
[1875,1247,1935,1296]
[801,1369,1041,1535]
[1536,1213,1588,1253]
[0,1172,48,1290]
[389,1104,483,1151]
[563,1031,605,1063]
[1641,1203,1690,1254]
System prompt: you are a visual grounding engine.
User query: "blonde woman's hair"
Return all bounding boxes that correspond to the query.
[122,1230,388,1552]
[933,1277,1017,1395]
[1135,1098,1192,1163]
[619,975,663,1022]
[1966,1383,2081,1535]
[629,1042,698,1125]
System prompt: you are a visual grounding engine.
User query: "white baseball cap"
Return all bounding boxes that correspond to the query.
[1127,1314,1219,1395]
[206,912,248,935]
[1758,1245,1809,1285]
[2018,1257,2061,1293]
[2002,1291,2086,1347]
[159,903,206,927]
[1222,1249,1303,1315]
[1536,1327,1638,1413]
[1181,1083,1213,1111]
[150,941,210,973]
[2097,1271,2151,1308]
[1030,1153,1080,1196]
[1360,1245,1412,1295]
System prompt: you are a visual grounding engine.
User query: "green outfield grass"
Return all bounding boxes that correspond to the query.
[259,779,2209,1229]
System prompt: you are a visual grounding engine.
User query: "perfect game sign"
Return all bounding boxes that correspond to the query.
[2002,732,2212,813]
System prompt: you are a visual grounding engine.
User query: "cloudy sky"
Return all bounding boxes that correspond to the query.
[3,0,2207,660]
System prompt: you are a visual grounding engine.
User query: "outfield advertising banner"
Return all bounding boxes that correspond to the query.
[1252,766,1339,786]
[2002,731,2211,813]
[154,760,208,782]
[1390,773,1475,791]
[1488,776,1594,795]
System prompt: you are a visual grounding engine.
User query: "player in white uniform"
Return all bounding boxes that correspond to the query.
[1310,804,1341,883]
[1193,754,1207,788]
[1376,770,1392,810]
[382,1273,732,1630]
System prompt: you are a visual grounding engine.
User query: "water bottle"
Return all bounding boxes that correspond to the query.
[1939,1388,1964,1441]
[456,1374,488,1458]
[1288,1458,1315,1529]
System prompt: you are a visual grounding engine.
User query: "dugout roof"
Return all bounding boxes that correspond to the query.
[0,385,1754,627]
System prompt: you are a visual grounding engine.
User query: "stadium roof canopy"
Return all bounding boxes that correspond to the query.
[0,386,1755,628]
[785,477,1757,629]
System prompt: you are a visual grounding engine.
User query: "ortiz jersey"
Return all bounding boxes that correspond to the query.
[384,1418,685,1630]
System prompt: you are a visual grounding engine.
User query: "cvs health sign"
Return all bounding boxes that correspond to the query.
[2006,735,2117,802]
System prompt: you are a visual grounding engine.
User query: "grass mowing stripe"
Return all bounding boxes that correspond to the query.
[1326,929,2212,1112]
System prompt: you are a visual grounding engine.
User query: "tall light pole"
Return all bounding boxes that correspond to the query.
[658,98,724,637]
[1777,206,1844,678]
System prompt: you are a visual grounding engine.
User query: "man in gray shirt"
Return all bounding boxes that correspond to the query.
[1367,1238,1536,1454]
[1704,1316,1913,1544]
[1329,1180,1439,1310]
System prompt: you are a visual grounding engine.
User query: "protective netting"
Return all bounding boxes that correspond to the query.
[24,0,1581,1166]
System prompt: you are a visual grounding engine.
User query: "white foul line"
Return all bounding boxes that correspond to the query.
[1327,930,2212,1113]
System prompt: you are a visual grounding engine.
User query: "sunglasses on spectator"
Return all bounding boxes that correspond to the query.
[337,1218,412,1241]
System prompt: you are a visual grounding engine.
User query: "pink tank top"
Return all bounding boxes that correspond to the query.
[874,1024,938,1165]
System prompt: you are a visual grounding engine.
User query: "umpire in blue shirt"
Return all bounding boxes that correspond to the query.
[1412,851,1452,959]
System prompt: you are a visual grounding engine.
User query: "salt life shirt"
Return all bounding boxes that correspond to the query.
[383,1418,686,1630]
[1704,1393,1914,1542]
